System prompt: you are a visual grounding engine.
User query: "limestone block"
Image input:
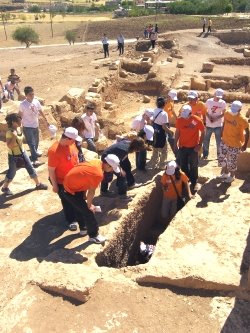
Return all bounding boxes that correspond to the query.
[0,100,19,115]
[143,95,151,103]
[191,77,206,91]
[201,62,214,73]
[18,93,25,101]
[237,150,250,171]
[95,65,100,69]
[167,56,173,62]
[39,105,58,139]
[119,69,128,78]
[55,101,72,115]
[93,79,102,87]
[109,60,120,70]
[37,96,45,106]
[85,92,102,114]
[177,61,184,68]
[104,102,113,109]
[95,136,109,152]
[60,88,85,110]
[60,111,81,127]
[243,49,250,57]
[147,70,157,80]
[82,148,98,160]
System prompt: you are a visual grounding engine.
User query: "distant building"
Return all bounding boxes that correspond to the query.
[12,0,25,3]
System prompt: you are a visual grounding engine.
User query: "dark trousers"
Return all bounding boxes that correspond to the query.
[62,191,98,237]
[101,157,135,195]
[203,24,205,33]
[118,42,124,55]
[151,40,156,49]
[179,147,198,186]
[136,150,147,170]
[58,184,76,224]
[103,44,109,58]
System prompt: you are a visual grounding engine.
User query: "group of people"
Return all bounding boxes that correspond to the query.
[202,17,212,33]
[1,81,249,244]
[101,33,125,58]
[144,24,158,39]
[0,69,21,111]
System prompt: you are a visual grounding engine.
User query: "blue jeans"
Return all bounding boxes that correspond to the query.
[203,127,222,158]
[6,151,37,181]
[23,127,39,162]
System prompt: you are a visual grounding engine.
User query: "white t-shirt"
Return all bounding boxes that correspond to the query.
[131,115,146,132]
[205,98,226,128]
[153,108,168,125]
[19,98,42,128]
[81,112,97,138]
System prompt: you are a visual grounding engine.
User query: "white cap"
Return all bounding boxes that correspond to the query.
[143,125,154,141]
[166,160,177,175]
[104,154,121,173]
[64,127,82,142]
[49,124,57,138]
[180,104,192,118]
[168,89,178,101]
[231,100,242,114]
[187,90,198,99]
[144,108,154,119]
[214,88,224,98]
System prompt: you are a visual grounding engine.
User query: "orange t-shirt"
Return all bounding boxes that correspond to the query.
[189,101,207,120]
[48,141,79,184]
[222,112,249,148]
[176,115,205,148]
[161,172,189,199]
[63,160,103,195]
[164,100,174,119]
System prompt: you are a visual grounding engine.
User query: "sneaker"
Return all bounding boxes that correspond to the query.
[36,151,43,157]
[203,155,208,160]
[223,176,235,183]
[119,194,133,202]
[216,173,230,180]
[1,187,13,196]
[32,160,39,167]
[79,227,87,236]
[36,183,48,190]
[128,183,142,189]
[101,190,116,198]
[88,234,106,244]
[68,222,78,231]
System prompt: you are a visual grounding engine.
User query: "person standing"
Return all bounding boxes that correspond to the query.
[150,31,157,49]
[174,105,205,192]
[202,17,206,33]
[0,75,4,111]
[164,89,178,154]
[203,88,226,160]
[71,116,85,163]
[117,33,125,56]
[101,33,109,58]
[187,90,207,124]
[19,86,48,166]
[1,113,47,196]
[48,127,82,231]
[81,102,100,153]
[154,23,159,33]
[207,18,212,33]
[218,101,249,183]
[63,156,120,244]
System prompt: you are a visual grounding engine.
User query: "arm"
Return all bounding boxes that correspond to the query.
[185,182,194,200]
[194,129,205,152]
[241,127,250,152]
[48,166,59,193]
[162,123,173,135]
[39,107,48,123]
[86,187,96,210]
[174,128,180,150]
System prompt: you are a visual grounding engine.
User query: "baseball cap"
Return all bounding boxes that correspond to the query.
[166,161,177,175]
[143,125,154,141]
[214,88,224,98]
[187,90,198,99]
[180,104,192,118]
[104,154,121,173]
[64,127,82,142]
[168,89,178,101]
[230,100,242,114]
[144,108,154,119]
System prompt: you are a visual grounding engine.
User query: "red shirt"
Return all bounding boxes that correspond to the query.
[176,115,205,148]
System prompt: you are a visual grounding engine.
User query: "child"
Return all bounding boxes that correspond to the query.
[161,160,192,221]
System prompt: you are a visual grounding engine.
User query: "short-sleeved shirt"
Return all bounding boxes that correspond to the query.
[153,108,168,125]
[6,129,24,155]
[81,112,97,139]
[63,160,103,195]
[189,101,207,121]
[19,98,42,128]
[205,98,226,128]
[161,172,189,199]
[176,115,205,148]
[48,141,79,184]
[222,112,249,148]
[164,100,174,119]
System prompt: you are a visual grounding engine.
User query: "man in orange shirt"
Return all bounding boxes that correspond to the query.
[218,101,249,183]
[174,105,205,192]
[48,127,82,231]
[164,89,178,154]
[187,90,207,124]
[63,155,120,244]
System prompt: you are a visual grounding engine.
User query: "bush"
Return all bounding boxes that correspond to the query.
[28,5,41,13]
[12,26,39,48]
[65,30,77,45]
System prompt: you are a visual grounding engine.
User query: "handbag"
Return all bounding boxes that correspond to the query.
[152,110,166,148]
[12,137,26,169]
[170,176,185,211]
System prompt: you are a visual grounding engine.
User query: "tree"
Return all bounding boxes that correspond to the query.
[12,26,39,48]
[65,30,77,45]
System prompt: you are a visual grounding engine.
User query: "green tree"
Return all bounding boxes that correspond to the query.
[12,26,39,48]
[65,30,77,45]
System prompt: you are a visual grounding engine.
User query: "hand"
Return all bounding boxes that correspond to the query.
[88,204,95,212]
[12,130,17,137]
[52,184,59,193]
[120,169,126,177]
[194,144,201,152]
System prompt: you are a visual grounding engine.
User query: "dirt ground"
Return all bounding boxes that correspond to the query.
[0,22,250,332]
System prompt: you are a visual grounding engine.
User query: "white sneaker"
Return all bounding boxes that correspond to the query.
[128,183,142,189]
[217,173,230,179]
[88,234,106,244]
[79,228,87,236]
